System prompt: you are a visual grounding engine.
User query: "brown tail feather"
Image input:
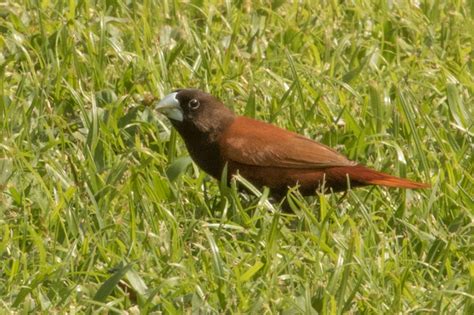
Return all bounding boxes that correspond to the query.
[344,165,430,189]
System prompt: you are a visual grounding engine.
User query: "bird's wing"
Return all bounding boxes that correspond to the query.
[219,117,356,169]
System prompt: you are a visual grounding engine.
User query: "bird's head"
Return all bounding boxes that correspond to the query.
[154,88,235,135]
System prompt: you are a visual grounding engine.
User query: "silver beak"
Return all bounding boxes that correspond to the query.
[154,92,183,122]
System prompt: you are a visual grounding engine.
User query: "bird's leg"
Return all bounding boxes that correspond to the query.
[336,190,348,204]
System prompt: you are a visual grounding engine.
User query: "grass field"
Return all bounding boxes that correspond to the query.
[1,0,473,313]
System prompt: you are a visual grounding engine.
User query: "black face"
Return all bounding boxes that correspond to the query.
[156,88,236,137]
[173,89,208,122]
[174,89,236,126]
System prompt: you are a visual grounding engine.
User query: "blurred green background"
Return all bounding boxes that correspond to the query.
[0,0,473,313]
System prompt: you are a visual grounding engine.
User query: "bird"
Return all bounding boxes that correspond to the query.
[154,88,429,197]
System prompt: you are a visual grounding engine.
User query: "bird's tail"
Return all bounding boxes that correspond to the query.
[341,165,430,189]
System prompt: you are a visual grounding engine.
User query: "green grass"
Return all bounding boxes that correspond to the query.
[1,0,473,313]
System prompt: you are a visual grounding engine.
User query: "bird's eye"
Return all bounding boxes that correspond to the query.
[188,99,200,110]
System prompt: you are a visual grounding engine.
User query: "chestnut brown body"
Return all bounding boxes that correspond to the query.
[155,89,429,195]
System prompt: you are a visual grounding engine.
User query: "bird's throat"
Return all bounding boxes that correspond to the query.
[173,120,232,179]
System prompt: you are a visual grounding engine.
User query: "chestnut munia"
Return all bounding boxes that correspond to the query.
[155,89,429,196]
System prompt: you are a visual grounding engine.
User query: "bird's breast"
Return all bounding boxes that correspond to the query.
[183,138,224,179]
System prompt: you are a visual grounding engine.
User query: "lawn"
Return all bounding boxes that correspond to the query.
[0,0,473,313]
